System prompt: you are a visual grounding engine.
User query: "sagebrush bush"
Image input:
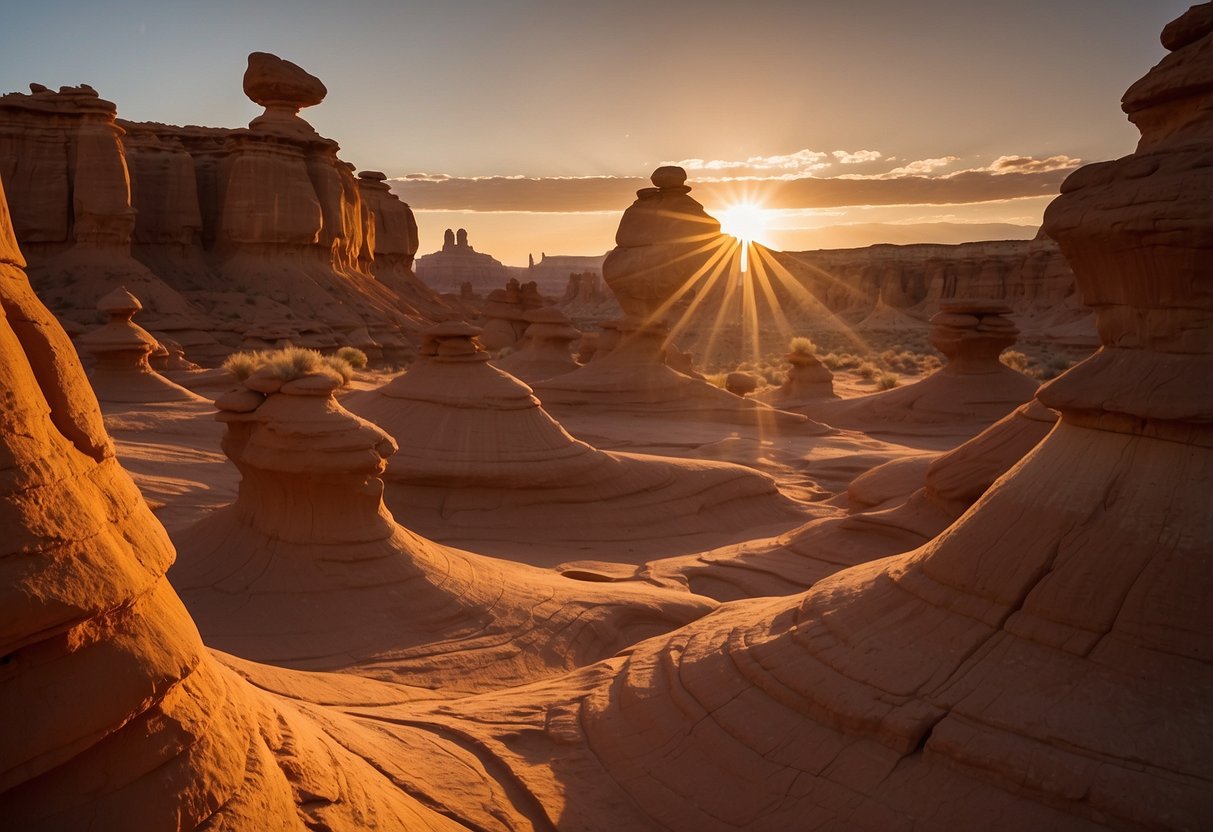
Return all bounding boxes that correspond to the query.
[788,336,817,356]
[336,346,369,369]
[875,370,900,390]
[223,347,354,387]
[1000,350,1033,373]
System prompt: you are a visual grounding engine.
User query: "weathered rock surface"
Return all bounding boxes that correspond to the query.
[802,298,1039,438]
[344,322,812,564]
[492,304,582,381]
[173,363,715,689]
[77,287,204,403]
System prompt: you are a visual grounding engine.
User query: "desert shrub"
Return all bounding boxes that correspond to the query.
[1000,350,1033,373]
[336,346,369,369]
[875,370,900,389]
[856,360,880,380]
[820,352,862,371]
[788,336,817,356]
[704,372,728,389]
[222,350,269,381]
[1035,355,1073,380]
[223,347,354,386]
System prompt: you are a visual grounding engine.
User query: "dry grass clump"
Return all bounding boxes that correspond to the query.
[856,360,881,380]
[336,346,369,369]
[1000,349,1074,380]
[820,352,863,371]
[875,370,900,390]
[222,347,355,386]
[879,348,940,375]
[788,336,817,356]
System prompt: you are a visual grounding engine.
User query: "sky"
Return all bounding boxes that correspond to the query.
[0,0,1194,265]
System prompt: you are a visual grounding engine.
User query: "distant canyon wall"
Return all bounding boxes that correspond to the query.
[0,67,448,363]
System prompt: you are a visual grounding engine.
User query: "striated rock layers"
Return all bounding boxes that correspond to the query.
[324,9,1213,829]
[0,173,459,831]
[803,299,1040,438]
[0,53,447,364]
[344,321,812,564]
[171,361,714,690]
[414,226,514,293]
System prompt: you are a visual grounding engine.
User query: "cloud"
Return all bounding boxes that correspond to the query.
[832,149,883,164]
[388,154,1081,213]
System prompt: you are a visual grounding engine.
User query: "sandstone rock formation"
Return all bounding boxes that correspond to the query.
[477,277,537,350]
[536,167,824,430]
[762,343,836,406]
[493,305,582,381]
[316,9,1213,828]
[172,361,714,689]
[0,54,448,365]
[76,287,204,404]
[802,299,1039,438]
[526,253,606,294]
[0,172,458,831]
[345,321,812,564]
[414,226,514,293]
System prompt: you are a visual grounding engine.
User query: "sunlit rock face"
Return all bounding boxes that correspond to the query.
[368,9,1213,829]
[0,53,448,364]
[0,173,457,832]
[343,322,808,563]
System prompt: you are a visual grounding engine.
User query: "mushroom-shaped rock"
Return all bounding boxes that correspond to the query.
[343,322,812,564]
[172,360,716,689]
[493,305,582,382]
[801,298,1039,438]
[77,287,205,404]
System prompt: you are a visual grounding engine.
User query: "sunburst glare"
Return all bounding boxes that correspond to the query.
[716,201,774,274]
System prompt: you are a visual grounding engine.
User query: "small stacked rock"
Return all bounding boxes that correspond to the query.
[77,287,203,403]
[778,347,835,403]
[243,51,326,137]
[929,299,1020,372]
[478,278,531,350]
[493,305,582,382]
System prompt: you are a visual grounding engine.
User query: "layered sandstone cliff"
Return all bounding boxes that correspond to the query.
[0,53,447,365]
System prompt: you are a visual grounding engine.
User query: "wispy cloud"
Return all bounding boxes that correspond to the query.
[388,152,1083,213]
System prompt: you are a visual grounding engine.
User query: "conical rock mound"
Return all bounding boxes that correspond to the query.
[172,357,717,690]
[344,322,810,563]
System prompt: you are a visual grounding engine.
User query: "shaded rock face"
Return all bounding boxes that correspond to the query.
[360,9,1213,830]
[0,173,456,832]
[0,53,447,364]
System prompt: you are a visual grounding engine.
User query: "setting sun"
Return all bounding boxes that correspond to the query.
[716,201,773,273]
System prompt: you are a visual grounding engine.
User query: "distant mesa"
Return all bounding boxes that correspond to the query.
[414,226,514,293]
